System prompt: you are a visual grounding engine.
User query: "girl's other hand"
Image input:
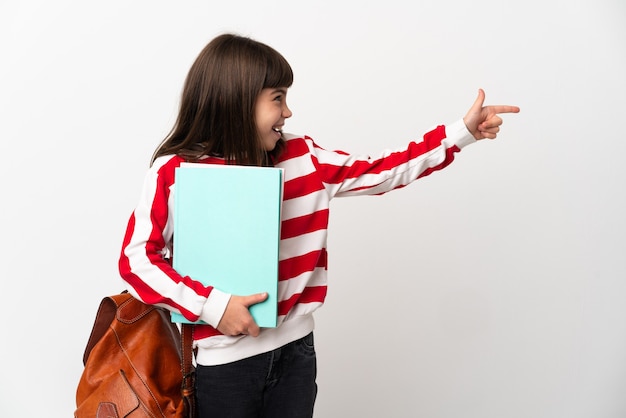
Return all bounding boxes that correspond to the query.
[463,89,520,140]
[216,292,268,337]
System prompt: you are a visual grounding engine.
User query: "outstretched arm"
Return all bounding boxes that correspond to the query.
[463,89,520,140]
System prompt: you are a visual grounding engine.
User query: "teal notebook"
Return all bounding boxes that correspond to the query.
[170,163,283,328]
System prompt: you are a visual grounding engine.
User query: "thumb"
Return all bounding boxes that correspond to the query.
[242,292,268,307]
[470,88,486,113]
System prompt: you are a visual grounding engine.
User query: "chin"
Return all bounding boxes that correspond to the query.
[264,140,279,151]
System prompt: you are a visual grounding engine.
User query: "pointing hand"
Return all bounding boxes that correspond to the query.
[463,89,520,140]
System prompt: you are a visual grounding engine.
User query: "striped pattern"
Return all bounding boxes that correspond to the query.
[119,120,475,357]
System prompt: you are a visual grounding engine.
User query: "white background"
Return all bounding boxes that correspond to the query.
[1,1,625,417]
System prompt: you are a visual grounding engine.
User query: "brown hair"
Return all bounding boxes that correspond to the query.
[151,34,293,166]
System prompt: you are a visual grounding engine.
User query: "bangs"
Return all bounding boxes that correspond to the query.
[263,51,293,89]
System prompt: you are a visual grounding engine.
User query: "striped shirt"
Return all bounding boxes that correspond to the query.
[119,119,475,365]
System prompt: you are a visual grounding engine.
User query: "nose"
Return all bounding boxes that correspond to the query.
[282,103,292,119]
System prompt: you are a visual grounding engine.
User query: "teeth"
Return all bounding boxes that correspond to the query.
[273,128,282,133]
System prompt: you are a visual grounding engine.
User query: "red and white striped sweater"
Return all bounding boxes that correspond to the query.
[119,119,475,365]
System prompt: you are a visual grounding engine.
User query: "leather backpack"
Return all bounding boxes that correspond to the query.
[74,292,195,417]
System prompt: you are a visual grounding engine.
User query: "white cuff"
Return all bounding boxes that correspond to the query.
[445,119,476,149]
[199,288,231,328]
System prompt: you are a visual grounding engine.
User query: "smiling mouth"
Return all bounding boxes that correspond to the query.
[272,127,282,134]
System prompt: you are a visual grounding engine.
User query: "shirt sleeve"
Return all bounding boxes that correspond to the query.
[118,156,231,328]
[311,119,476,198]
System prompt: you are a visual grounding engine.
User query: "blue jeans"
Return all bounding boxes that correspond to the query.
[195,332,318,418]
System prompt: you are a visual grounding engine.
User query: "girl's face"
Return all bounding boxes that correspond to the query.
[254,87,292,151]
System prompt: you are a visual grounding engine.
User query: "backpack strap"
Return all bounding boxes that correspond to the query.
[181,323,196,416]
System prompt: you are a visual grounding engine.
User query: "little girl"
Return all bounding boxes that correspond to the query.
[119,33,519,417]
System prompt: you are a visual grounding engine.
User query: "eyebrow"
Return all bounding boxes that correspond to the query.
[271,88,288,95]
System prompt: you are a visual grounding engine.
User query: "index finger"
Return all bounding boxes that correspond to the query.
[488,105,520,115]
